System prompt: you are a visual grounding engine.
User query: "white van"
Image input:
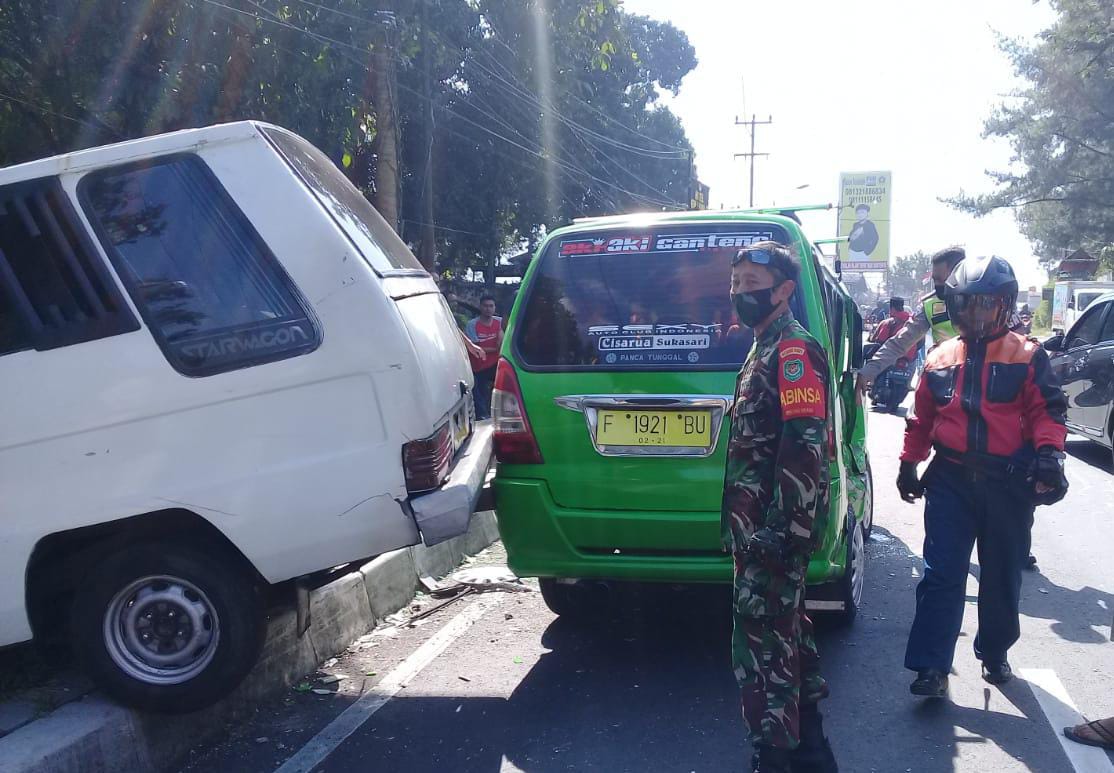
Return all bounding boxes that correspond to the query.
[0,122,492,711]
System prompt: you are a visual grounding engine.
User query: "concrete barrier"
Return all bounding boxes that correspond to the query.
[0,511,500,773]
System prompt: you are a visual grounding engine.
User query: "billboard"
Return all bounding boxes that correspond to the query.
[837,171,891,272]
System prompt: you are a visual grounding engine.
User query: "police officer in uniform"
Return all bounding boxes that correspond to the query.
[723,242,838,773]
[857,246,965,391]
[897,256,1068,696]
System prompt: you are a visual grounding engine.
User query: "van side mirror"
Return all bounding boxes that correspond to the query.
[851,310,864,369]
[1042,335,1064,353]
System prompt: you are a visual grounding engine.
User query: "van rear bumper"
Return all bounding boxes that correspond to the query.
[493,478,837,584]
[410,422,494,546]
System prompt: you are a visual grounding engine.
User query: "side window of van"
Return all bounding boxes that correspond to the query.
[0,178,139,356]
[80,155,321,377]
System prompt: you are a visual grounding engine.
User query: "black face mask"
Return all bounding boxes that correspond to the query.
[935,283,947,299]
[731,285,781,328]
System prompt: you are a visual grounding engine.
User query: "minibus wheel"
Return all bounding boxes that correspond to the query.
[837,516,866,626]
[539,578,611,621]
[862,458,875,539]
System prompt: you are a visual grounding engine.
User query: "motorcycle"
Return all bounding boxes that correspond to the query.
[870,356,914,413]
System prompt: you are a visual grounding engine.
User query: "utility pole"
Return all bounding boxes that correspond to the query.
[371,6,399,231]
[417,0,436,270]
[733,114,772,207]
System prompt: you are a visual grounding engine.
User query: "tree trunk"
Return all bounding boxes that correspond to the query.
[417,0,436,270]
[371,7,399,232]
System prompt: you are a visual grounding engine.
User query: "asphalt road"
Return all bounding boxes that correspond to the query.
[181,408,1114,773]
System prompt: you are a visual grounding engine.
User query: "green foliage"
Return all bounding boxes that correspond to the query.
[0,0,698,275]
[947,0,1114,268]
[882,251,931,301]
[1034,299,1052,331]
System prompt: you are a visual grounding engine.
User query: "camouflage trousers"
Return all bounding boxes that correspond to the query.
[731,552,829,749]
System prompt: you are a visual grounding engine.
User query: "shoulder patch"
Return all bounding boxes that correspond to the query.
[778,339,826,420]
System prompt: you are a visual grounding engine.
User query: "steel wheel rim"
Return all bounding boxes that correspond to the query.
[103,575,220,685]
[850,524,866,607]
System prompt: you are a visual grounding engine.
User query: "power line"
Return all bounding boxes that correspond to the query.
[400,218,487,237]
[201,1,681,210]
[413,20,691,161]
[0,90,123,139]
[460,44,689,159]
[481,24,689,153]
[442,54,684,205]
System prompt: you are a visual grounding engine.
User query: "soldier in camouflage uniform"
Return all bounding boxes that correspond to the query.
[723,242,839,773]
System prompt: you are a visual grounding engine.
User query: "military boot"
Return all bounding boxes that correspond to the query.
[751,744,793,773]
[790,703,839,772]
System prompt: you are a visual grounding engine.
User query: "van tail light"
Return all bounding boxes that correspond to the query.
[492,357,543,464]
[402,422,453,494]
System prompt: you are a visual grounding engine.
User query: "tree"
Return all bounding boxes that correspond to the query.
[0,0,698,276]
[883,251,931,302]
[947,0,1114,269]
[397,0,697,273]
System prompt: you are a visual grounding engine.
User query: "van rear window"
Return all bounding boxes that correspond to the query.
[81,155,320,377]
[516,223,800,369]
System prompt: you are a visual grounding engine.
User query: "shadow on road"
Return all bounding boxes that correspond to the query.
[966,559,1112,645]
[324,528,1085,773]
[1065,437,1114,474]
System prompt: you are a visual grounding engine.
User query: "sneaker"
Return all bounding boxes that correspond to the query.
[982,661,1013,685]
[910,669,949,697]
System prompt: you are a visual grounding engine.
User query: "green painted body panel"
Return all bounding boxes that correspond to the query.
[494,212,869,586]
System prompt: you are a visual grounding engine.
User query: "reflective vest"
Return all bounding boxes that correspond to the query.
[923,295,957,341]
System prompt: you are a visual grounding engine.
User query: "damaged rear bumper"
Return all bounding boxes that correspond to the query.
[408,421,494,546]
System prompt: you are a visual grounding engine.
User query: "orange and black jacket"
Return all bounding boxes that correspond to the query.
[901,330,1067,463]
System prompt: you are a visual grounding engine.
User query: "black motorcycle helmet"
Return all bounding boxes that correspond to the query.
[944,255,1018,340]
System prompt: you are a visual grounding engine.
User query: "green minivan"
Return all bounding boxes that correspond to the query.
[491,211,873,620]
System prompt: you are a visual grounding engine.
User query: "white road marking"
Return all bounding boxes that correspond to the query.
[274,594,506,773]
[1020,668,1114,773]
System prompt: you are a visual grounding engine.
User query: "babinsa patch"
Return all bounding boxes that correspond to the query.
[777,340,825,420]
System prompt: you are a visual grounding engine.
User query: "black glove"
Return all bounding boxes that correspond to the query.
[1035,446,1065,487]
[1032,446,1068,505]
[897,461,924,503]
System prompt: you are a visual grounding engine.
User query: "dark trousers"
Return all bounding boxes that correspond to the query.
[473,366,496,420]
[904,461,1034,672]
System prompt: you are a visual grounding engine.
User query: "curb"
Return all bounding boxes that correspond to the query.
[0,511,501,773]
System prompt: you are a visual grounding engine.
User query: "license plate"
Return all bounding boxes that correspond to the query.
[451,403,471,449]
[595,409,711,448]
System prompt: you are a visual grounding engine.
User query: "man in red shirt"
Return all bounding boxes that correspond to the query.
[465,295,503,420]
[897,256,1068,697]
[869,298,916,361]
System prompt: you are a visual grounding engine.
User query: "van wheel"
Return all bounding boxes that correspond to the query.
[70,541,265,713]
[539,578,610,621]
[837,519,866,626]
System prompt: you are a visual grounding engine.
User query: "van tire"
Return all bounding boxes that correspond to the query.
[539,578,610,621]
[70,541,265,713]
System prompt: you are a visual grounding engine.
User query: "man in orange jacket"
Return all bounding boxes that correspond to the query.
[897,256,1068,697]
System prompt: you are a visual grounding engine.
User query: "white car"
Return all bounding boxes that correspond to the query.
[0,122,491,711]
